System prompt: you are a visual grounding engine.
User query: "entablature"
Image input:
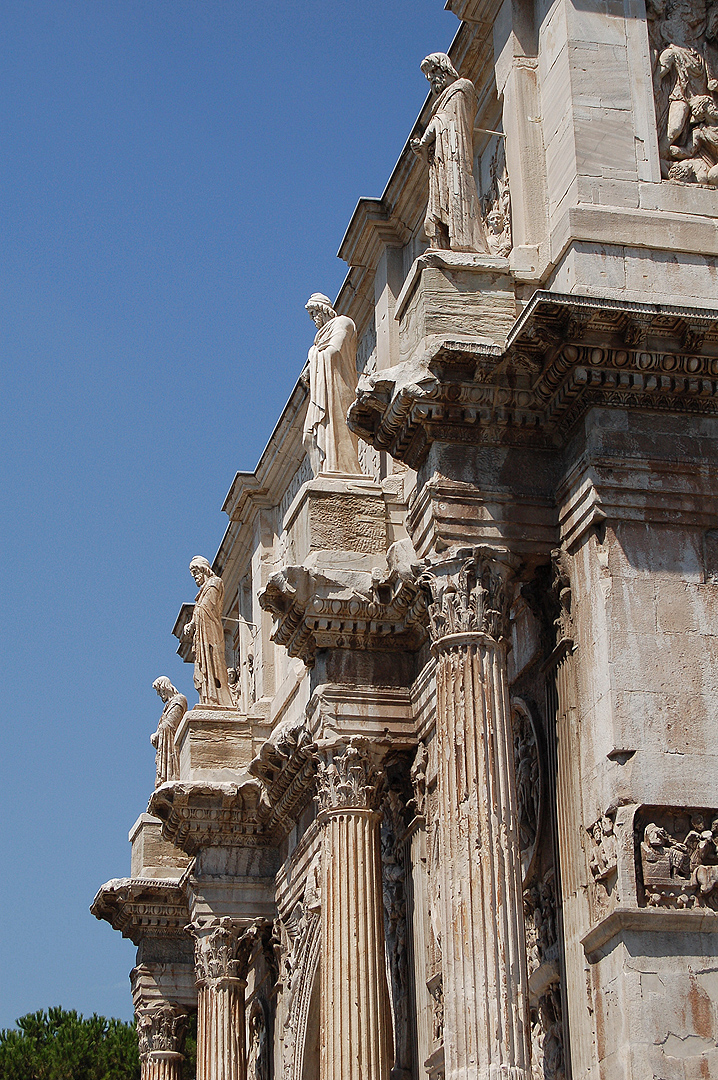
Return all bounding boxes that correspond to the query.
[91,878,188,944]
[348,292,718,469]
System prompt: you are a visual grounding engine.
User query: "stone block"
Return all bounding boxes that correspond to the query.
[568,42,632,111]
[396,254,516,362]
[282,473,387,570]
[574,106,637,180]
[175,705,253,782]
[129,813,191,880]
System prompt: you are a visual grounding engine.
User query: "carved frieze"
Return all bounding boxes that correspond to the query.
[90,878,188,944]
[259,564,427,666]
[587,812,618,883]
[646,0,718,184]
[147,779,269,854]
[636,806,718,910]
[278,851,321,1080]
[512,702,541,883]
[381,788,412,1080]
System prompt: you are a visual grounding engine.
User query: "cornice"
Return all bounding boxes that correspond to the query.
[91,878,188,944]
[258,564,428,667]
[348,293,718,468]
[147,779,269,856]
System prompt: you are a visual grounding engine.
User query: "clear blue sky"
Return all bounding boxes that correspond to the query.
[0,0,457,1029]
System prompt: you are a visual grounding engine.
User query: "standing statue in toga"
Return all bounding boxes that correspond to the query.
[302,292,362,476]
[150,676,187,786]
[411,53,488,253]
[183,556,234,707]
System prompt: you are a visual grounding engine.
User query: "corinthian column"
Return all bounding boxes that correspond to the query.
[136,1004,189,1080]
[316,736,393,1080]
[419,547,531,1080]
[187,917,260,1080]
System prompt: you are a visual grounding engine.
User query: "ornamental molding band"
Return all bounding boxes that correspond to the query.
[258,563,427,666]
[90,879,188,944]
[418,545,520,646]
[348,293,718,467]
[636,806,718,910]
[315,735,385,813]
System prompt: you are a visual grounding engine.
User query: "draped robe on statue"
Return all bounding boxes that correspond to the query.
[191,574,234,707]
[422,78,487,253]
[303,314,361,475]
[151,692,187,786]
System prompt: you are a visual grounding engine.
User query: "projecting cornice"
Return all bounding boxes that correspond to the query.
[258,560,428,667]
[91,878,188,944]
[347,292,718,468]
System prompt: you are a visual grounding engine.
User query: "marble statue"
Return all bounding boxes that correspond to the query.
[411,53,487,252]
[150,677,187,786]
[303,293,361,475]
[485,207,512,256]
[183,556,234,707]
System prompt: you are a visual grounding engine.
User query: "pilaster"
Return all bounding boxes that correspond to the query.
[136,1004,189,1080]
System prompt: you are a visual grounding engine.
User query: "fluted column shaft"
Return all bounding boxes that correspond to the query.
[316,737,393,1080]
[144,1051,184,1080]
[421,548,531,1080]
[196,980,246,1080]
[188,917,260,1080]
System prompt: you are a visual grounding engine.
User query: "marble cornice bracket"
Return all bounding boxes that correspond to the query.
[91,878,188,944]
[348,292,718,467]
[147,779,270,856]
[338,197,412,272]
[248,722,319,840]
[258,563,428,667]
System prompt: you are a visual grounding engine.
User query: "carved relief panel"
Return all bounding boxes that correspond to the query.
[647,0,718,184]
[635,806,718,909]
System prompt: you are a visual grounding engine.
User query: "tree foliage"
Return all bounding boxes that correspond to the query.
[0,1007,140,1080]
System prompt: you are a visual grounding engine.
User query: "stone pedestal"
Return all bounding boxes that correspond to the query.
[175,706,253,783]
[316,738,393,1080]
[188,918,259,1080]
[420,548,531,1080]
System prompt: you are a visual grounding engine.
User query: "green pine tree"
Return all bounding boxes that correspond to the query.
[0,1007,140,1080]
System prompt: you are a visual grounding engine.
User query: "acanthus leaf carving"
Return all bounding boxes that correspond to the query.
[315,736,385,813]
[136,1003,189,1060]
[187,916,269,987]
[418,546,519,644]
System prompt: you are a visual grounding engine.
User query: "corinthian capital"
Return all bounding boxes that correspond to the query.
[315,736,385,813]
[136,1004,188,1060]
[418,546,520,645]
[187,917,266,988]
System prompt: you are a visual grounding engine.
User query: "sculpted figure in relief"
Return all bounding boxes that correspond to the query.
[183,556,234,708]
[647,0,718,182]
[411,53,488,253]
[150,677,187,786]
[302,293,362,476]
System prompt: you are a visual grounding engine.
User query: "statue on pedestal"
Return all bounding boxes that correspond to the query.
[183,556,234,707]
[411,53,487,253]
[150,677,187,786]
[302,293,361,476]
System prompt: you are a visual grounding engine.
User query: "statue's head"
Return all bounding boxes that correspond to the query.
[690,94,718,124]
[420,53,459,95]
[486,208,505,234]
[189,555,213,587]
[305,292,336,330]
[153,675,179,702]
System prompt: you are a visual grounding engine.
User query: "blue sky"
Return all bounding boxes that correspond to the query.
[0,0,457,1028]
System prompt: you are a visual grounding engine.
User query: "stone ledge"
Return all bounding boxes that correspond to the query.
[581,906,718,959]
